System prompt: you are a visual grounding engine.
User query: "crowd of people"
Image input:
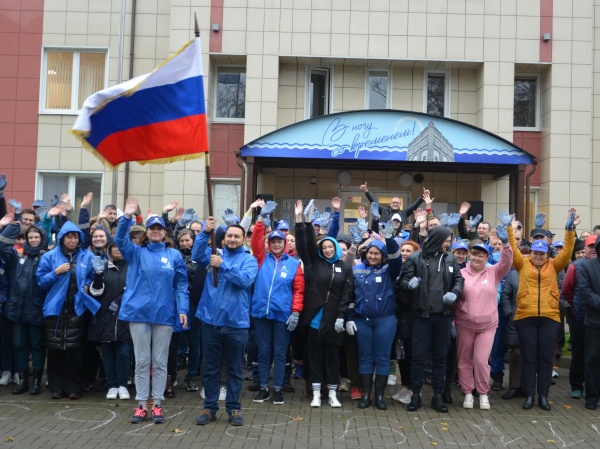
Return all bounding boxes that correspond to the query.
[1,171,600,427]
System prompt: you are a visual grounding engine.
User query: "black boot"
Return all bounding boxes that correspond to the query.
[502,388,520,400]
[538,395,551,411]
[165,375,175,398]
[442,385,453,403]
[30,369,43,395]
[12,370,29,395]
[374,374,387,410]
[358,374,372,409]
[406,393,421,411]
[431,394,449,413]
[522,396,534,410]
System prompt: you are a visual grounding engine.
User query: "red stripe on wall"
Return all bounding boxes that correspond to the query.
[540,0,553,62]
[209,0,223,53]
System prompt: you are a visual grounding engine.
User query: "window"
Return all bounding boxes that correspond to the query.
[366,69,389,109]
[424,71,449,117]
[213,181,241,226]
[41,48,108,113]
[306,67,330,119]
[37,172,103,218]
[514,76,538,129]
[215,67,246,120]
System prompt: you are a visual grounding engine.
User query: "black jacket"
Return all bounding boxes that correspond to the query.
[578,237,600,328]
[365,191,423,224]
[296,222,353,346]
[500,269,520,347]
[88,258,131,343]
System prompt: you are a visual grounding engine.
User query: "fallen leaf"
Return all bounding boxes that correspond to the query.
[171,428,186,434]
[109,403,119,407]
[292,415,304,421]
[441,422,449,425]
[398,426,404,429]
[5,437,14,442]
[441,428,448,431]
[430,443,438,446]
[547,439,556,443]
[564,405,572,409]
[549,401,554,404]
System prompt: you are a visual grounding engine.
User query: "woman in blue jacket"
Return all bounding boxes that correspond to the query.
[36,221,100,400]
[346,221,402,410]
[114,199,189,425]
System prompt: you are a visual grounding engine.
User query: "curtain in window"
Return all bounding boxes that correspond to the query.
[78,53,106,109]
[45,52,73,109]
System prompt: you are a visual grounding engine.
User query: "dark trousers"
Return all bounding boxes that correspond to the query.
[445,336,457,387]
[515,317,560,397]
[254,318,289,390]
[167,332,181,378]
[490,306,506,377]
[12,322,44,371]
[410,314,452,395]
[569,318,585,391]
[100,342,132,389]
[307,327,340,387]
[584,326,600,405]
[343,333,361,386]
[47,349,84,395]
[186,317,202,378]
[398,337,412,387]
[507,346,522,390]
[0,316,13,372]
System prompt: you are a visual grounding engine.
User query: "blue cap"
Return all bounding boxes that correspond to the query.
[268,230,286,241]
[32,199,46,208]
[146,215,166,229]
[553,240,564,248]
[313,219,320,226]
[452,241,468,252]
[531,240,549,253]
[277,220,290,231]
[471,242,492,255]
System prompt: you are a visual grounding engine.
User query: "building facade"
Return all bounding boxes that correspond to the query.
[0,0,598,233]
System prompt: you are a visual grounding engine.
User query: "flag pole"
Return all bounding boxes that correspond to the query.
[195,14,218,287]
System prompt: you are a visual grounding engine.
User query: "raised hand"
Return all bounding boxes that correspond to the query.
[309,208,320,223]
[357,205,367,219]
[8,199,22,214]
[534,212,546,228]
[459,201,471,216]
[182,208,197,224]
[0,213,14,227]
[59,193,72,210]
[80,192,93,209]
[349,225,362,244]
[294,199,303,218]
[97,210,109,221]
[446,213,461,228]
[222,208,238,225]
[163,200,179,213]
[423,189,434,207]
[356,218,368,233]
[123,198,139,218]
[497,210,513,228]
[414,209,427,226]
[360,182,368,192]
[259,200,277,218]
[370,201,380,220]
[331,197,341,212]
[47,205,66,218]
[250,198,265,210]
[172,207,184,222]
[303,199,315,221]
[439,213,449,227]
[565,208,577,231]
[469,214,482,230]
[495,225,508,244]
[319,211,332,230]
[380,219,394,238]
[50,194,60,207]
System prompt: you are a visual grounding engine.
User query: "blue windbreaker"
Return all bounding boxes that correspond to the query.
[114,216,189,326]
[36,221,100,317]
[192,229,258,328]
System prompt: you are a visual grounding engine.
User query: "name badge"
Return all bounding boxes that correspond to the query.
[335,267,342,273]
[280,272,287,278]
[375,276,382,283]
[161,257,168,263]
[448,266,454,273]
[19,258,25,265]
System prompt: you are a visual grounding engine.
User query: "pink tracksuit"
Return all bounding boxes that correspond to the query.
[455,245,512,394]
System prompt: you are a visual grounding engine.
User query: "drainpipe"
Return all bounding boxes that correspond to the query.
[111,0,127,206]
[236,153,247,213]
[123,0,137,202]
[524,158,538,236]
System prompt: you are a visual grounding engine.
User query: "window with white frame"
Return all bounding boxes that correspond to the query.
[366,69,390,109]
[306,67,330,119]
[424,70,449,117]
[37,172,103,218]
[41,48,108,113]
[514,75,539,129]
[214,66,246,120]
[213,181,241,226]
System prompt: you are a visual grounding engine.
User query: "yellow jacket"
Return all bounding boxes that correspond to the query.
[508,226,575,323]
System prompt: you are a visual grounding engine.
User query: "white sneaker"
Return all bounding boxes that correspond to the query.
[399,388,413,404]
[387,374,397,386]
[479,394,490,410]
[328,390,341,408]
[218,386,226,401]
[118,386,130,400]
[0,371,11,386]
[463,393,474,409]
[12,373,20,385]
[552,370,559,378]
[392,386,407,402]
[311,391,321,407]
[106,388,118,400]
[200,387,205,399]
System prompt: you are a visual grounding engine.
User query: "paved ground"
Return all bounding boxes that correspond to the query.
[0,361,599,449]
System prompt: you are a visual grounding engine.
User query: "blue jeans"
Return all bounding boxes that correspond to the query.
[100,342,132,389]
[355,315,397,375]
[490,304,506,376]
[254,318,289,389]
[202,325,248,414]
[186,317,202,378]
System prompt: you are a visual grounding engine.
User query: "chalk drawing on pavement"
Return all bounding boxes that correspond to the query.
[41,407,117,433]
[336,416,407,446]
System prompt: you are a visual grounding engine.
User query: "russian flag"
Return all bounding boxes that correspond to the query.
[71,38,208,168]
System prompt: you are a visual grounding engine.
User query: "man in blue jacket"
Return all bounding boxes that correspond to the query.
[193,216,258,427]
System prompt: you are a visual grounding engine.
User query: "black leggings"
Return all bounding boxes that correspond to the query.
[306,328,340,387]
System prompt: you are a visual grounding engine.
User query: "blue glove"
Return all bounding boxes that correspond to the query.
[356,218,368,233]
[566,211,576,231]
[303,200,315,221]
[370,202,380,220]
[286,312,300,332]
[439,213,449,227]
[495,225,508,244]
[497,210,513,227]
[349,226,361,245]
[447,213,461,228]
[264,216,271,229]
[50,194,60,207]
[380,219,394,238]
[469,214,482,230]
[310,208,320,223]
[408,276,421,289]
[8,199,22,214]
[335,318,345,333]
[534,212,546,228]
[108,301,119,314]
[443,292,457,305]
[260,201,277,218]
[0,173,6,198]
[183,207,197,223]
[451,323,457,338]
[319,212,332,230]
[222,208,238,226]
[92,256,104,274]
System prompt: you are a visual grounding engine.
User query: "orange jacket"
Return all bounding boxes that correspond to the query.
[508,226,575,322]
